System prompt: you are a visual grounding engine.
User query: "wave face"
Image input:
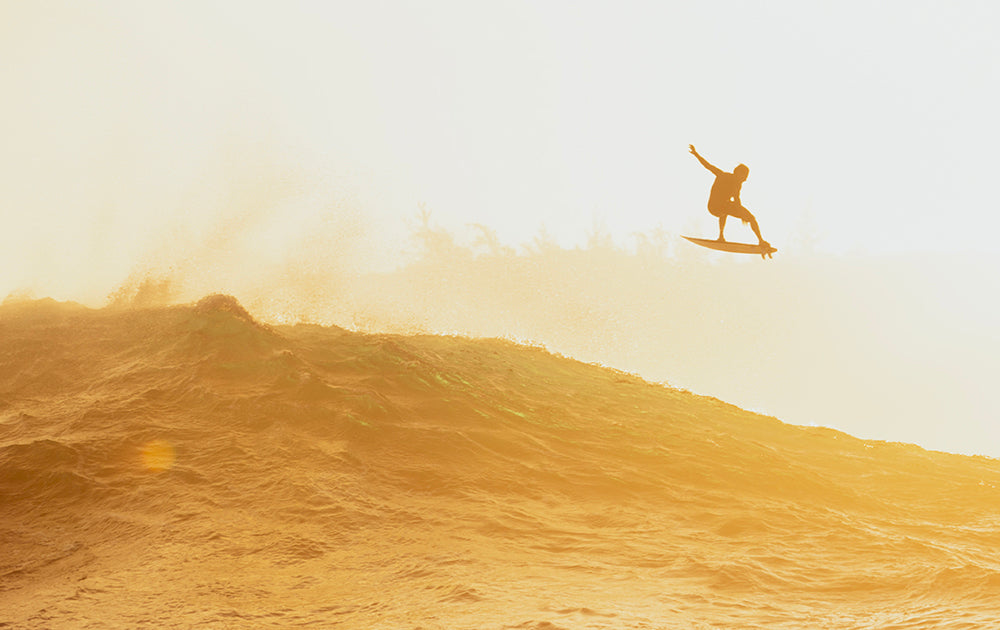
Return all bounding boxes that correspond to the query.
[2,296,1000,629]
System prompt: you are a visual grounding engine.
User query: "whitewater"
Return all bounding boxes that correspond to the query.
[2,295,999,629]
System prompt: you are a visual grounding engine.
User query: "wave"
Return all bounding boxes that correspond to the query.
[2,296,999,628]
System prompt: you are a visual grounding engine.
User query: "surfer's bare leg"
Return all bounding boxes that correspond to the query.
[747,214,765,245]
[733,205,767,246]
[716,215,727,242]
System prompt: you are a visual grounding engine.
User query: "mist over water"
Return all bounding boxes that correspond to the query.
[54,204,990,461]
[5,183,997,459]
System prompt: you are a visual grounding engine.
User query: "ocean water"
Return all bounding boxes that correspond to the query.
[2,295,999,629]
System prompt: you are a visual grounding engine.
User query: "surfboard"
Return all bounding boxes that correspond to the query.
[682,236,777,259]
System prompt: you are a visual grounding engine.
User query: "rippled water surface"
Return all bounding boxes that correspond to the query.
[2,296,999,628]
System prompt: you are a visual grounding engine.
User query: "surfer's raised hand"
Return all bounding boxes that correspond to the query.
[690,145,722,175]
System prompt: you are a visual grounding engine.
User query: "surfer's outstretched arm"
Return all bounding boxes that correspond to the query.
[689,145,723,176]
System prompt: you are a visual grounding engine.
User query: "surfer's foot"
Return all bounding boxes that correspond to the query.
[758,240,771,249]
[716,236,726,243]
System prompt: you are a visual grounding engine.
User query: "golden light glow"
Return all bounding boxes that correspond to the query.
[140,439,176,472]
[1,1,997,457]
[4,3,1000,629]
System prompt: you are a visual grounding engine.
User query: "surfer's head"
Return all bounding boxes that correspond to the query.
[734,164,749,181]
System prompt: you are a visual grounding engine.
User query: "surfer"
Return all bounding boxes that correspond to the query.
[689,145,769,248]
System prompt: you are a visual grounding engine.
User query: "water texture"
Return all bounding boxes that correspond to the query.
[2,296,998,628]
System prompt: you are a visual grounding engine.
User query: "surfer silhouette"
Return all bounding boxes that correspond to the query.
[689,145,769,248]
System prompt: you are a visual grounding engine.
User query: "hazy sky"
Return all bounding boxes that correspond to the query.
[2,2,999,455]
[4,0,999,289]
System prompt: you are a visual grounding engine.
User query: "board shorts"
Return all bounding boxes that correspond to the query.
[709,201,753,221]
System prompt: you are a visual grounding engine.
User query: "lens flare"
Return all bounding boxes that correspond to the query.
[140,439,176,472]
